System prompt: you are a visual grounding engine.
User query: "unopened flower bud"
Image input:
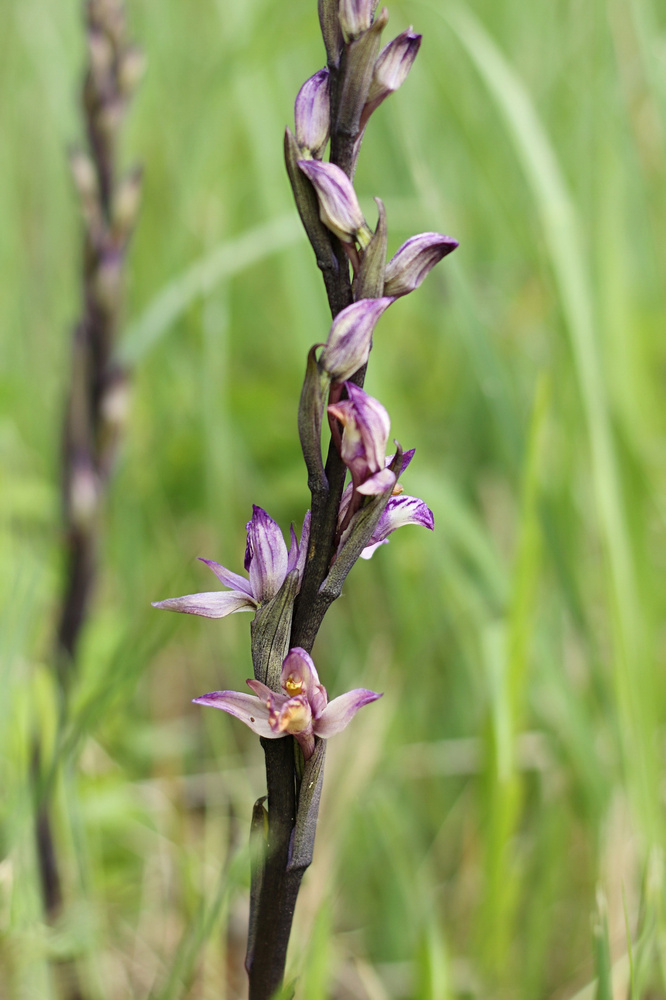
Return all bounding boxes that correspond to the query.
[363,29,421,125]
[118,45,146,95]
[69,458,99,527]
[69,149,99,202]
[112,166,142,234]
[87,28,114,82]
[384,232,459,297]
[93,252,123,313]
[339,0,375,41]
[319,296,394,382]
[297,160,370,244]
[294,69,330,159]
[100,370,130,430]
[97,99,125,142]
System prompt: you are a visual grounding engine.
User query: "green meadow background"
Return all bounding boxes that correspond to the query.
[3,0,666,996]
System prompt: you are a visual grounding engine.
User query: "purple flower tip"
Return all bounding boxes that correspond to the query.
[384,233,458,297]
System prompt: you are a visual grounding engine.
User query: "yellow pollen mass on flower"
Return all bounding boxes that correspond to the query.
[285,675,304,696]
[391,483,404,496]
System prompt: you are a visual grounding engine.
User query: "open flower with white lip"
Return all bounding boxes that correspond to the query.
[193,647,382,759]
[152,507,310,619]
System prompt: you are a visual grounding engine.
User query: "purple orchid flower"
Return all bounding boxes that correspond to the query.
[193,647,382,760]
[319,296,394,383]
[328,382,396,496]
[294,68,330,159]
[337,449,435,557]
[384,232,459,297]
[297,159,371,245]
[152,507,310,619]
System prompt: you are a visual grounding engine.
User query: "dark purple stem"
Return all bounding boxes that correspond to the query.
[246,34,373,1000]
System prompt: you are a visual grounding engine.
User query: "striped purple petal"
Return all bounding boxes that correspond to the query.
[245,505,289,603]
[314,688,383,738]
[294,68,330,158]
[192,690,277,738]
[359,493,434,558]
[198,557,255,598]
[152,590,256,618]
[297,160,367,243]
[363,30,421,123]
[384,232,459,297]
[319,297,394,382]
[328,383,391,490]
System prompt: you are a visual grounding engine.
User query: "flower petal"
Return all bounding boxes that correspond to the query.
[297,160,367,243]
[152,590,255,618]
[384,232,459,297]
[359,494,434,558]
[192,690,278,738]
[296,511,311,582]
[356,466,396,496]
[280,647,328,717]
[247,679,289,711]
[329,383,391,489]
[245,505,289,603]
[319,297,394,382]
[385,448,415,476]
[362,30,421,127]
[198,557,254,597]
[294,68,330,158]
[374,494,435,540]
[315,688,383,738]
[359,540,389,559]
[339,0,374,40]
[286,523,299,575]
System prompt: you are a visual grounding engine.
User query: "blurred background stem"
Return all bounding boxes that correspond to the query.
[31,0,143,978]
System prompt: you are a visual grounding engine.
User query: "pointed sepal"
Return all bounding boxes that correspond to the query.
[354,197,388,299]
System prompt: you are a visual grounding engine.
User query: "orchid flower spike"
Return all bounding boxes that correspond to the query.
[152,507,310,619]
[337,449,435,557]
[193,647,382,760]
[328,383,396,496]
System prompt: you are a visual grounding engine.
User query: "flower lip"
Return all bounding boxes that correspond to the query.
[335,447,435,559]
[193,648,382,759]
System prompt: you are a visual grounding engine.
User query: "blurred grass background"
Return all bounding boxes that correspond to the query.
[2,0,666,996]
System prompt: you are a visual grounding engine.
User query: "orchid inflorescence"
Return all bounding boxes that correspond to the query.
[154,0,457,993]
